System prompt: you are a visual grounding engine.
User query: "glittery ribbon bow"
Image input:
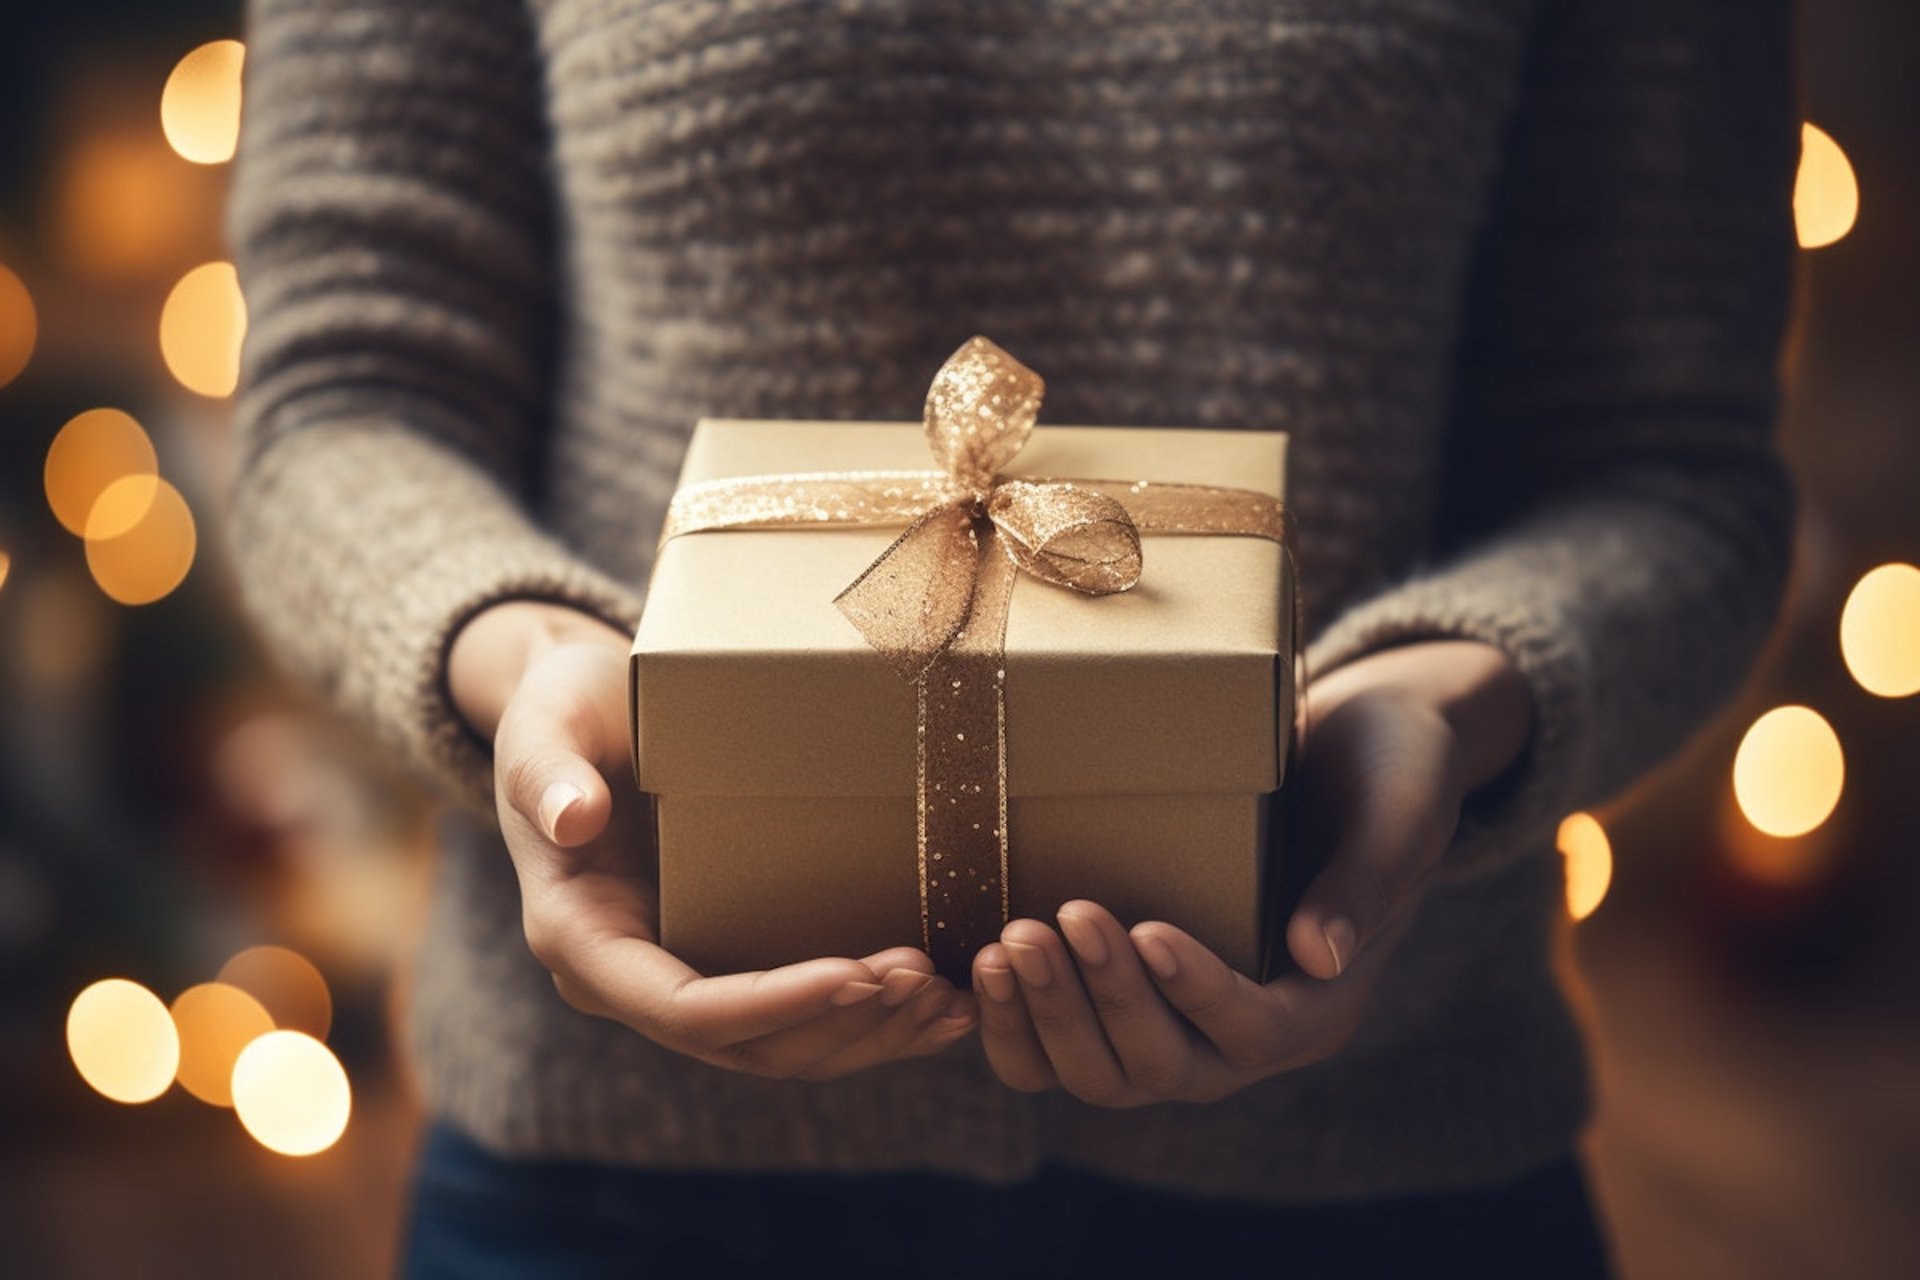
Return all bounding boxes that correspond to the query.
[660,337,1293,982]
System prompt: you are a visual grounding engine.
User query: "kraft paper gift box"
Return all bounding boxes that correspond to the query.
[631,353,1297,984]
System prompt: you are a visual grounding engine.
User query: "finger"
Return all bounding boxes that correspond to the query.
[564,950,939,1073]
[494,646,628,837]
[1286,704,1457,979]
[1128,922,1292,1072]
[725,970,950,1078]
[790,980,976,1082]
[973,942,1058,1093]
[1056,902,1197,1096]
[551,972,616,1019]
[859,947,937,981]
[555,927,882,1049]
[500,745,612,851]
[495,711,616,875]
[1241,910,1416,1074]
[1000,919,1135,1107]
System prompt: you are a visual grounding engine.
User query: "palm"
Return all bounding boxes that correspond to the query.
[970,646,1490,1107]
[493,640,978,1078]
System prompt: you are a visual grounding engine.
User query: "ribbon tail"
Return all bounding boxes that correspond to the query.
[834,502,984,682]
[832,498,1014,982]
[917,531,1017,983]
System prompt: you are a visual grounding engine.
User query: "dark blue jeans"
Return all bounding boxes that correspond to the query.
[402,1121,1613,1278]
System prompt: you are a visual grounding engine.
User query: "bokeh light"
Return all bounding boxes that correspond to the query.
[1795,122,1858,250]
[160,260,247,397]
[1718,787,1841,890]
[231,1031,351,1157]
[84,475,197,606]
[44,407,158,536]
[67,979,181,1104]
[170,982,275,1107]
[1557,812,1613,922]
[0,550,10,594]
[217,946,333,1040]
[1733,706,1845,839]
[160,40,246,165]
[85,473,162,541]
[50,132,207,279]
[0,262,34,387]
[1839,563,1920,698]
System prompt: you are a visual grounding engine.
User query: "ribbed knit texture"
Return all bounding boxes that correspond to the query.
[226,0,1796,1200]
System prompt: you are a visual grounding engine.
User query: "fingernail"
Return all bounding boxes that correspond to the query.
[976,965,1017,1003]
[1323,917,1357,977]
[829,980,884,1007]
[1137,934,1180,982]
[1003,940,1052,989]
[880,970,933,1008]
[539,782,585,839]
[1057,910,1108,966]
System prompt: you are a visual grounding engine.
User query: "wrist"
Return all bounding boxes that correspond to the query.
[1307,639,1533,795]
[447,599,631,742]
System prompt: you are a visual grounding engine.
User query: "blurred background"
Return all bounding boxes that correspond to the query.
[0,3,1915,1277]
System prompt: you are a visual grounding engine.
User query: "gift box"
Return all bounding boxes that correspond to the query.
[630,340,1297,983]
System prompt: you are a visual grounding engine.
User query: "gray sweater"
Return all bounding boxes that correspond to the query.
[227,0,1795,1199]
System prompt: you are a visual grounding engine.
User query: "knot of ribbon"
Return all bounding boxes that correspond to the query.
[833,336,1145,681]
[659,336,1294,982]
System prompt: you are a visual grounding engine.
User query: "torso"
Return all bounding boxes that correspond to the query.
[528,0,1534,624]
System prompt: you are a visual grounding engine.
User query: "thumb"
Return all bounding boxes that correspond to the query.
[1285,701,1457,981]
[494,642,630,852]
[1286,806,1436,983]
[511,752,613,848]
[495,675,614,855]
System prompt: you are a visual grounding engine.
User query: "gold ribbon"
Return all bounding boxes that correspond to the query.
[660,337,1294,982]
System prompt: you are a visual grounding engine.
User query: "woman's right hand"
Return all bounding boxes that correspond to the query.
[447,601,978,1080]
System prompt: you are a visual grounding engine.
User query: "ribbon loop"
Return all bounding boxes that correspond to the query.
[989,480,1143,595]
[834,503,986,682]
[924,336,1045,493]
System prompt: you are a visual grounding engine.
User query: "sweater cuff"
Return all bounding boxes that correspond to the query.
[228,422,646,818]
[413,551,646,817]
[1303,569,1592,881]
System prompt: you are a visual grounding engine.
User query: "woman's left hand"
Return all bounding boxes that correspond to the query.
[972,639,1533,1106]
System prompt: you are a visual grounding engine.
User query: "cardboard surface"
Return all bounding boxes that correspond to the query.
[657,792,1271,977]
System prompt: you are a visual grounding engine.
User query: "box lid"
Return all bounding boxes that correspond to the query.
[633,420,1293,798]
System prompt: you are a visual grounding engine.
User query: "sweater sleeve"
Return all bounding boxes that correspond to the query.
[1303,0,1798,880]
[226,0,644,813]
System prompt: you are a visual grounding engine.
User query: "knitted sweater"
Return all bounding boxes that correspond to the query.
[226,0,1795,1200]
